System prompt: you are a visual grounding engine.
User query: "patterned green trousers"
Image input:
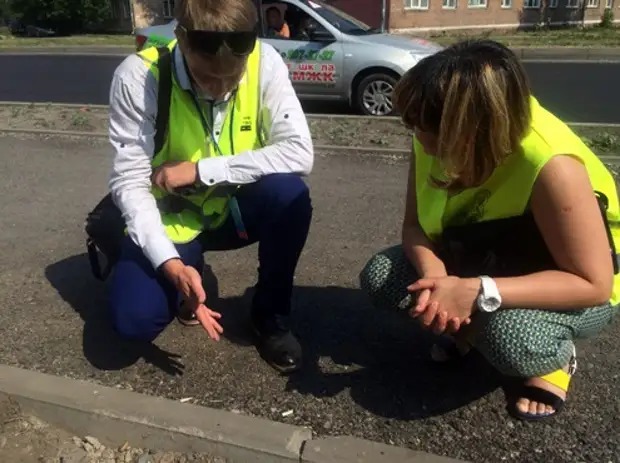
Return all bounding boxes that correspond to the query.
[360,245,618,378]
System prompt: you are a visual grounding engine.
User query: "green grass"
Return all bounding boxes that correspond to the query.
[425,25,620,47]
[573,126,620,156]
[580,134,620,156]
[0,28,134,47]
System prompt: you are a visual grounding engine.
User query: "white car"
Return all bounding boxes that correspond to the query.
[135,0,442,116]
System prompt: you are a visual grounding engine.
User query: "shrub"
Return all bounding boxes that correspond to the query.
[601,8,615,28]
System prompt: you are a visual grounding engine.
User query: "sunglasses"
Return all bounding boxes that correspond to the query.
[178,25,257,56]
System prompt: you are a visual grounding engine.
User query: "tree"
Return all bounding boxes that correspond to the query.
[0,0,10,22]
[9,0,112,34]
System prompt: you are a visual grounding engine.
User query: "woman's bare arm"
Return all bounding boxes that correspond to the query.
[402,149,448,278]
[495,154,614,309]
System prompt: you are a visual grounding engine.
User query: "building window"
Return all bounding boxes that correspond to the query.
[404,0,429,8]
[163,0,176,18]
[566,0,580,7]
[523,0,541,7]
[467,0,486,7]
[586,0,599,6]
[501,0,512,7]
[605,0,612,7]
[549,0,558,8]
[443,0,457,7]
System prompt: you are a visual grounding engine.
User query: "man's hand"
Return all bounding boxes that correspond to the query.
[407,276,478,335]
[161,259,223,340]
[152,161,199,193]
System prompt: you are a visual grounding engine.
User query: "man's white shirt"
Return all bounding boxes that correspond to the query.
[108,41,314,270]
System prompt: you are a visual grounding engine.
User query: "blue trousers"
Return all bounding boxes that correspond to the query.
[109,174,312,342]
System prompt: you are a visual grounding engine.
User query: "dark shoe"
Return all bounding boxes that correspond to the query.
[176,301,200,327]
[252,324,303,374]
[177,264,216,327]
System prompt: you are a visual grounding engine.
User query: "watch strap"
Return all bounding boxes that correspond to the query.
[478,275,502,312]
[480,275,500,299]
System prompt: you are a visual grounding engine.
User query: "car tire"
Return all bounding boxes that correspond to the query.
[354,73,398,117]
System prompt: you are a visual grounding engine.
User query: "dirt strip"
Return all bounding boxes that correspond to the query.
[0,394,226,463]
[1,104,619,155]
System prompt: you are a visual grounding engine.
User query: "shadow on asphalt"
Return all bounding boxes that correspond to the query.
[209,286,503,421]
[44,253,187,376]
[45,253,501,421]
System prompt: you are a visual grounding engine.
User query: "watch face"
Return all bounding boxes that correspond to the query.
[478,295,499,312]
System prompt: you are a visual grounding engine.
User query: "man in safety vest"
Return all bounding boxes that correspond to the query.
[107,0,313,373]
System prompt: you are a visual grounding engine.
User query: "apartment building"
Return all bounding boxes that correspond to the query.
[110,0,617,33]
[389,0,617,32]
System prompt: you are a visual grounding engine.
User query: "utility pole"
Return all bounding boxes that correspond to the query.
[127,0,137,32]
[380,0,387,32]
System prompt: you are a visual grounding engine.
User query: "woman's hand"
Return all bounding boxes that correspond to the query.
[408,276,480,334]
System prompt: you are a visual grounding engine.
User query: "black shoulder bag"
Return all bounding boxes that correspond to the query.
[84,47,173,281]
[437,191,619,278]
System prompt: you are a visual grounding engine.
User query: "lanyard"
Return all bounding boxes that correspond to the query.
[189,94,227,156]
[188,89,247,240]
[174,49,234,156]
[171,48,247,239]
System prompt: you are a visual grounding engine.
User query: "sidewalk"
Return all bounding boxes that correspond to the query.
[0,132,618,462]
[0,45,619,60]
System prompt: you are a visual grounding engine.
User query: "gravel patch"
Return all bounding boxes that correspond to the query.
[1,104,619,155]
[0,395,227,462]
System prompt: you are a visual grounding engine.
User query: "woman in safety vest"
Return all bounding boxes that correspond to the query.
[359,39,619,421]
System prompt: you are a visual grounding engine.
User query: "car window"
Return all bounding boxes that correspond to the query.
[261,1,331,41]
[302,0,374,35]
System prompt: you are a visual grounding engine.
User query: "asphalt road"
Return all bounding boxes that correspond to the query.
[0,133,618,462]
[1,54,620,123]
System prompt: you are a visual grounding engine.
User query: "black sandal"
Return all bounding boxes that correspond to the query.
[508,348,577,421]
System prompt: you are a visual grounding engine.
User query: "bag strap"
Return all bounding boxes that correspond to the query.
[153,46,173,159]
[86,47,173,283]
[87,237,109,281]
[594,191,619,275]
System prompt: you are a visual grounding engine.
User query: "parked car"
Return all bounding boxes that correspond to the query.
[134,0,442,116]
[8,20,55,37]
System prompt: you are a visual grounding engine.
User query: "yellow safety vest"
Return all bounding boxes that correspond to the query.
[415,96,620,304]
[137,39,263,244]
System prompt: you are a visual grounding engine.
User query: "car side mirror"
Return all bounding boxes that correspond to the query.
[309,29,335,42]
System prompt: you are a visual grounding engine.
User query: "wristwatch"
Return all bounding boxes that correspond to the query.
[476,276,502,312]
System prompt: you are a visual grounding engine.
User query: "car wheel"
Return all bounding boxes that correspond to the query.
[355,73,398,117]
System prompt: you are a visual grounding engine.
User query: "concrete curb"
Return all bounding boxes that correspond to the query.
[513,46,620,61]
[1,103,620,126]
[0,364,465,463]
[0,45,620,61]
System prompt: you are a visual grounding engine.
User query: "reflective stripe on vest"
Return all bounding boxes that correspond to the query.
[414,95,620,305]
[137,39,263,244]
